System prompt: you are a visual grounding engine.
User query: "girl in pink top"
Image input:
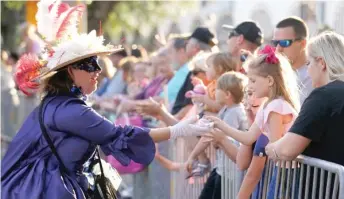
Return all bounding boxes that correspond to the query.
[205,45,300,198]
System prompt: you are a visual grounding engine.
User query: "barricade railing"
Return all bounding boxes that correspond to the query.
[170,137,217,199]
[170,136,344,199]
[220,141,244,199]
[257,156,344,199]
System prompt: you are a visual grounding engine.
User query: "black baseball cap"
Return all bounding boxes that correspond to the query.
[190,27,217,47]
[223,21,263,46]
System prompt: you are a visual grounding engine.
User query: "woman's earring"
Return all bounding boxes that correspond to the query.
[70,84,83,96]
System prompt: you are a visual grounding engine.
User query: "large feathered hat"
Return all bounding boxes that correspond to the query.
[15,0,121,96]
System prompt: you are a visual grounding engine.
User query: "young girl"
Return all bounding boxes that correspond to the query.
[205,45,300,199]
[235,88,266,170]
[187,52,238,178]
[237,88,268,199]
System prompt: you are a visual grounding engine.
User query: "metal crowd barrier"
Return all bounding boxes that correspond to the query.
[170,136,344,199]
[170,137,217,199]
[257,156,344,199]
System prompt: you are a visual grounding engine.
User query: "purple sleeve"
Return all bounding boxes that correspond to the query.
[54,99,155,166]
[253,134,269,157]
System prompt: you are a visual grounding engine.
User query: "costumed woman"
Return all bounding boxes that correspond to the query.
[1,1,211,199]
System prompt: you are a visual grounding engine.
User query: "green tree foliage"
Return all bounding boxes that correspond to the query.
[3,1,26,11]
[1,1,26,51]
[87,1,193,43]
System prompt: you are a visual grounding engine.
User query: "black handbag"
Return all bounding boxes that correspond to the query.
[38,99,119,199]
[88,147,119,199]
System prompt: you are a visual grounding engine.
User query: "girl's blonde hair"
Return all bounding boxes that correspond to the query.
[307,31,344,82]
[247,51,300,111]
[206,52,237,77]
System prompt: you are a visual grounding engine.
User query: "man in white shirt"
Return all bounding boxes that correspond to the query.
[273,16,313,104]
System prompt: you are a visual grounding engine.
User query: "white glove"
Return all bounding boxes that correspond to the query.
[169,116,214,139]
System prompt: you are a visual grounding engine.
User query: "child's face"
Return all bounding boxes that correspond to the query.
[245,90,264,115]
[247,70,271,98]
[215,88,231,105]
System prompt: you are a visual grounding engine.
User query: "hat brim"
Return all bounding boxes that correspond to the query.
[222,24,235,30]
[38,48,122,79]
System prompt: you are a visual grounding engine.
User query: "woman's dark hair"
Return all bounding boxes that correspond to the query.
[40,69,73,96]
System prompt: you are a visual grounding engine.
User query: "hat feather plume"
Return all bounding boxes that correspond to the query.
[36,0,60,42]
[14,54,44,96]
[36,0,84,43]
[55,4,85,41]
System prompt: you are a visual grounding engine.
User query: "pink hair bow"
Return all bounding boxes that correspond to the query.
[259,45,279,64]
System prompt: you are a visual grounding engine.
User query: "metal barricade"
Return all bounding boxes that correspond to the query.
[220,141,245,199]
[170,137,344,199]
[170,137,244,199]
[255,156,344,199]
[170,137,217,199]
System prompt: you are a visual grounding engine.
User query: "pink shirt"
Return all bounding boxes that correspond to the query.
[255,98,298,138]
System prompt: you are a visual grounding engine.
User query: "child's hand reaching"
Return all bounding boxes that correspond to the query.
[202,128,227,145]
[185,158,195,174]
[204,116,223,129]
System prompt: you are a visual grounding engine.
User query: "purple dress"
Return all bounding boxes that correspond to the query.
[1,93,155,199]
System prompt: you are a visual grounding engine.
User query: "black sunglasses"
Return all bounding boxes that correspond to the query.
[271,38,303,48]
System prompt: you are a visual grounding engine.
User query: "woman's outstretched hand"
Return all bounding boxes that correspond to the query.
[169,116,213,139]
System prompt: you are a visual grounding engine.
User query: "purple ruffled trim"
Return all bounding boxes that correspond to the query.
[101,126,155,166]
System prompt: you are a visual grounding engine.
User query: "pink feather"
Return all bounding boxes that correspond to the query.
[14,54,43,96]
[55,4,85,40]
[56,3,70,18]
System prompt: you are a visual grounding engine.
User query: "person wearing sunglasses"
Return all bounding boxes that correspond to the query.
[222,21,263,73]
[273,16,313,104]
